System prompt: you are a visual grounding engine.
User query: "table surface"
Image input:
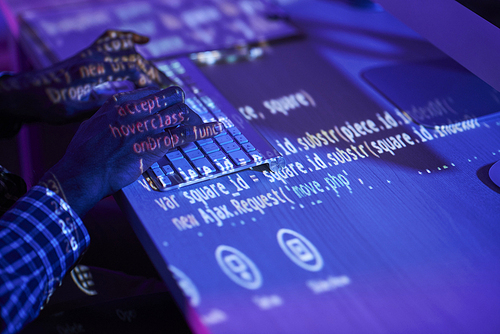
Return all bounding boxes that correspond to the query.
[8,0,500,332]
[118,1,500,333]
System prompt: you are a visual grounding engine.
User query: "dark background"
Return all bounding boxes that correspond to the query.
[457,0,500,28]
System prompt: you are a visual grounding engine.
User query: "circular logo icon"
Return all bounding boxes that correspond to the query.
[277,228,324,272]
[169,265,201,307]
[70,265,97,296]
[215,245,263,290]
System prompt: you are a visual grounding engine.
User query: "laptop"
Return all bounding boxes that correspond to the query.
[144,56,285,191]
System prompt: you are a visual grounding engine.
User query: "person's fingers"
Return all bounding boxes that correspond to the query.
[133,122,223,155]
[126,61,173,89]
[51,83,144,122]
[90,80,136,103]
[56,86,186,123]
[107,30,150,44]
[121,103,203,134]
[95,30,114,42]
[63,60,155,90]
[96,30,149,45]
[141,58,172,88]
[157,103,203,126]
[126,66,171,89]
[121,54,172,88]
[113,86,185,118]
[91,31,147,56]
[106,87,161,107]
[170,122,224,146]
[79,59,172,89]
[129,32,150,44]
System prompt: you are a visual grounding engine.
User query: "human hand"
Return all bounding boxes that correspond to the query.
[0,30,172,124]
[38,86,222,216]
[76,30,171,90]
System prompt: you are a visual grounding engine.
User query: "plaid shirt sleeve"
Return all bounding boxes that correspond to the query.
[0,185,90,334]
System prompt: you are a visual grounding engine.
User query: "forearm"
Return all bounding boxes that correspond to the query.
[0,186,89,333]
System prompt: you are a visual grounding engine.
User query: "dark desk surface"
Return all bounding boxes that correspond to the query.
[7,0,500,332]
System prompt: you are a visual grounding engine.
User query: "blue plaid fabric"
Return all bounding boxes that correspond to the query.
[0,185,90,334]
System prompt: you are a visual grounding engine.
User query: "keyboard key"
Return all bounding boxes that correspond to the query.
[186,97,208,114]
[171,77,184,86]
[192,158,217,176]
[179,73,194,84]
[185,97,196,107]
[234,134,248,144]
[186,149,204,160]
[181,142,198,152]
[183,90,196,99]
[251,151,265,162]
[215,114,228,122]
[192,97,208,113]
[188,84,202,95]
[151,168,172,187]
[162,165,175,175]
[166,151,184,161]
[228,127,241,136]
[201,143,220,154]
[197,138,214,146]
[208,151,227,162]
[215,135,233,145]
[171,158,199,181]
[200,114,216,123]
[214,158,236,172]
[170,61,186,75]
[228,151,252,166]
[151,167,165,177]
[242,143,256,152]
[221,142,240,153]
[220,118,235,129]
[156,156,170,167]
[158,64,170,72]
[199,95,216,110]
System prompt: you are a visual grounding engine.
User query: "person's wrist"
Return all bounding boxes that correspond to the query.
[38,159,106,216]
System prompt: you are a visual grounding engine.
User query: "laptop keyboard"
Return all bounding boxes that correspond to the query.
[145,58,284,191]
